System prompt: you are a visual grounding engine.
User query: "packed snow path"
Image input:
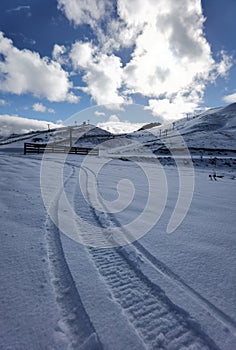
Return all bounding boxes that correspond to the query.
[70,164,226,349]
[46,160,214,350]
[0,152,236,350]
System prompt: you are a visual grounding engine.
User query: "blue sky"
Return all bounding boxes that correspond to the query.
[0,0,235,133]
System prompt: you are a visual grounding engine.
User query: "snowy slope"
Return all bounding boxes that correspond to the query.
[172,103,236,150]
[0,104,236,349]
[0,152,235,350]
[0,123,113,151]
[1,103,236,155]
[107,103,236,156]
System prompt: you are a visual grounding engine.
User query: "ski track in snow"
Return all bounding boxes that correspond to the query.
[71,163,219,350]
[83,163,236,336]
[1,153,234,349]
[44,164,103,350]
[132,240,236,334]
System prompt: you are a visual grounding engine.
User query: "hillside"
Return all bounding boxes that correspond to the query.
[1,103,236,158]
[0,123,113,150]
[0,104,236,350]
[106,103,236,157]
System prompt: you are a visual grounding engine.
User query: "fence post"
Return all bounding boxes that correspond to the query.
[24,143,27,155]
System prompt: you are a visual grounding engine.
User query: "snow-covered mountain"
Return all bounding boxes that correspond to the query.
[0,103,235,154]
[107,103,236,156]
[171,102,236,150]
[0,123,113,149]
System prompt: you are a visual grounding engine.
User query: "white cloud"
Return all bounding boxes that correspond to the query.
[0,115,62,137]
[52,44,67,64]
[108,114,120,122]
[58,0,140,53]
[70,41,95,69]
[97,114,144,134]
[70,41,129,106]
[97,19,142,54]
[33,103,55,113]
[0,32,79,103]
[0,99,8,106]
[57,0,111,28]
[48,108,55,114]
[6,5,31,16]
[95,110,106,117]
[146,96,199,122]
[60,0,232,120]
[7,5,30,12]
[215,51,232,77]
[56,119,64,125]
[120,0,232,119]
[223,92,236,104]
[33,103,46,112]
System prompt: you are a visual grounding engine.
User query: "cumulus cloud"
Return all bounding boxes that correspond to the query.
[59,0,232,120]
[0,32,79,103]
[0,115,62,137]
[146,96,199,122]
[70,41,129,106]
[70,41,94,69]
[223,92,236,104]
[52,44,67,64]
[57,0,111,28]
[33,103,55,113]
[119,0,232,119]
[33,103,46,112]
[97,114,144,134]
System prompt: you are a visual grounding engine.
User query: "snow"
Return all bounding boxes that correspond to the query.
[0,155,68,350]
[97,120,145,134]
[0,106,236,349]
[110,104,236,154]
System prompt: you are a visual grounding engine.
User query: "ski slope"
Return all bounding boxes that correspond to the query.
[107,103,236,155]
[0,149,235,350]
[0,104,236,349]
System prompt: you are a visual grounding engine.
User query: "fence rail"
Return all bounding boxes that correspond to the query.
[24,143,99,156]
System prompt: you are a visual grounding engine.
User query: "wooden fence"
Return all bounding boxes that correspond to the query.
[24,143,99,156]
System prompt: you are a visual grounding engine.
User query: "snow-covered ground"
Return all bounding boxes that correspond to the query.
[0,147,235,350]
[0,104,235,349]
[109,103,236,155]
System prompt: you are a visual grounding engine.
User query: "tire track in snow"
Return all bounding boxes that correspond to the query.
[44,163,103,350]
[74,165,218,350]
[84,163,236,336]
[132,240,236,334]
